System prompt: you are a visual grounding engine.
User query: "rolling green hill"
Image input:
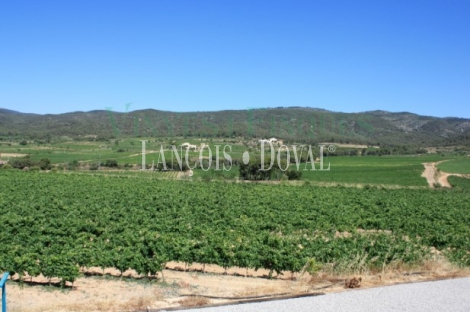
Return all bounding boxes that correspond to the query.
[1,107,469,146]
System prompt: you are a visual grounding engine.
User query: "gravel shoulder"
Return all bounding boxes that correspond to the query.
[186,277,470,312]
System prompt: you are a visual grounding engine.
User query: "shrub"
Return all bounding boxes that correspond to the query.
[89,163,99,171]
[104,159,118,167]
[67,160,79,170]
[10,156,35,169]
[286,170,302,180]
[39,158,52,170]
[301,258,322,276]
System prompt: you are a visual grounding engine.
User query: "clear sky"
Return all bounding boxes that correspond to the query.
[1,1,469,118]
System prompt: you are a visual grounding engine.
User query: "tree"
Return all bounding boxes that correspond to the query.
[10,156,35,169]
[239,156,282,180]
[286,170,302,180]
[67,160,79,170]
[104,159,118,167]
[39,158,52,170]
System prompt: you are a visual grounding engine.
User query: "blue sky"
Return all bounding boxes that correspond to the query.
[1,1,469,118]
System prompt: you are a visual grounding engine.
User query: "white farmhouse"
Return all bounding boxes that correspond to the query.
[258,138,278,145]
[181,142,198,151]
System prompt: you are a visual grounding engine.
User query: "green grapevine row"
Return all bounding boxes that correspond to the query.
[0,171,469,285]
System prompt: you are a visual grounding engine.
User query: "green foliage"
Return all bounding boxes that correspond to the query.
[302,258,322,276]
[0,171,469,285]
[39,158,52,170]
[9,156,52,170]
[239,157,280,180]
[9,156,35,169]
[286,170,302,180]
[104,159,118,167]
[301,155,444,186]
[448,176,470,191]
[67,160,79,170]
[438,158,470,174]
[89,163,99,171]
[1,108,469,146]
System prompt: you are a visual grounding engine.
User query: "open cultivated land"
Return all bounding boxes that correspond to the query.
[1,162,470,310]
[3,2,470,310]
[1,138,470,311]
[438,159,470,175]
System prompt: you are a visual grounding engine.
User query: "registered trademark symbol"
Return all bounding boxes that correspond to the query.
[328,145,336,153]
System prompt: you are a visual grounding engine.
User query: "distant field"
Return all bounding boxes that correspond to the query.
[448,176,470,191]
[0,139,456,187]
[438,158,470,174]
[301,155,448,187]
[0,138,247,165]
[159,155,448,186]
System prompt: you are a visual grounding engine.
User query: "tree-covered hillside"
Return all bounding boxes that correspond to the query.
[1,107,469,146]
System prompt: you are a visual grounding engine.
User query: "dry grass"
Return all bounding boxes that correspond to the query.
[234,285,287,297]
[302,256,470,294]
[9,301,117,312]
[177,280,191,288]
[422,256,470,279]
[177,296,210,307]
[118,295,156,311]
[7,256,470,312]
[8,294,161,312]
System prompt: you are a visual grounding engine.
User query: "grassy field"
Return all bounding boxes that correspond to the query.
[438,158,470,174]
[0,138,457,187]
[300,155,447,187]
[1,139,469,309]
[0,138,249,165]
[448,176,470,191]
[79,154,447,186]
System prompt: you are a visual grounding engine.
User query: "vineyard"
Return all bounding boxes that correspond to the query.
[0,171,469,286]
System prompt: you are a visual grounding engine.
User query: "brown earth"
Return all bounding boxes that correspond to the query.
[437,173,452,188]
[0,153,27,158]
[421,162,436,187]
[4,257,469,312]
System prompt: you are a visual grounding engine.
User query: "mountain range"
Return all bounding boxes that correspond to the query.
[1,107,469,146]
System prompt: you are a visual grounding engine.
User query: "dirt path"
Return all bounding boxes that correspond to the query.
[422,161,452,188]
[421,162,436,187]
[0,153,27,158]
[421,161,469,188]
[437,173,452,188]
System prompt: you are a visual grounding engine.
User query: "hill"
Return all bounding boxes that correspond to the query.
[1,107,469,146]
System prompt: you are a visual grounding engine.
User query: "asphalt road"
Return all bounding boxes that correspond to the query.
[183,277,470,312]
